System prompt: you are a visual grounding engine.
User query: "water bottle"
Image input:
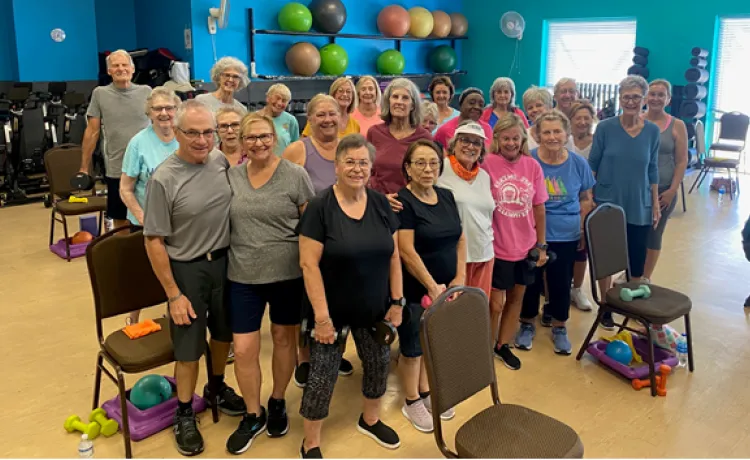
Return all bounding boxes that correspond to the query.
[676,333,689,368]
[718,185,726,205]
[78,434,94,458]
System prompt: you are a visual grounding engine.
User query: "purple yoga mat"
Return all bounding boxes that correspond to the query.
[49,239,89,259]
[587,336,679,380]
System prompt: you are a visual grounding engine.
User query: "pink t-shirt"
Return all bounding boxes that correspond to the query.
[481,153,548,262]
[367,123,433,194]
[434,117,493,150]
[352,107,384,136]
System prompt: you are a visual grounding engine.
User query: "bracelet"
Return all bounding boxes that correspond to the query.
[168,292,183,303]
[315,317,332,326]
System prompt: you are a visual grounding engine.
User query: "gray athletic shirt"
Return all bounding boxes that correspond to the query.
[227,159,314,284]
[86,83,151,178]
[195,93,248,115]
[143,150,231,261]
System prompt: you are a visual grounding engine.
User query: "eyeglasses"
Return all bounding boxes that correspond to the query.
[151,105,176,113]
[410,160,441,170]
[342,159,371,170]
[221,73,242,81]
[336,89,353,96]
[177,128,216,140]
[218,122,241,132]
[242,133,274,144]
[621,95,644,103]
[458,137,482,148]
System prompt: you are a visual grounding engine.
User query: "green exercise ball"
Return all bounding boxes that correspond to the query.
[278,2,313,32]
[377,49,405,75]
[429,45,457,73]
[319,43,348,75]
[129,375,173,410]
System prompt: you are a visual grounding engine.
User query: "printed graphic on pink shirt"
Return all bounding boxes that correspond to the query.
[492,174,534,219]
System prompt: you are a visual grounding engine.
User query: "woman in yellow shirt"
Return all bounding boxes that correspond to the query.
[302,77,360,138]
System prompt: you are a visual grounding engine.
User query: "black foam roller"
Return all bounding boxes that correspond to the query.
[633,46,650,57]
[684,83,707,100]
[681,100,707,118]
[685,121,696,140]
[690,57,708,68]
[633,55,648,66]
[685,67,709,83]
[628,65,650,79]
[691,47,709,58]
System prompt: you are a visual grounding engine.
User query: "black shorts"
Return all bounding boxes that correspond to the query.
[396,303,425,358]
[228,277,303,334]
[105,176,127,221]
[491,257,536,291]
[169,253,233,362]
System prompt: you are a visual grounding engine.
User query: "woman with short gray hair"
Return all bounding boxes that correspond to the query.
[258,83,300,155]
[420,101,439,133]
[588,74,660,330]
[196,56,249,114]
[553,77,578,118]
[367,78,433,195]
[481,77,529,129]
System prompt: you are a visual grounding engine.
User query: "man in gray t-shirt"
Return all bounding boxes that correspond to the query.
[143,100,245,456]
[79,50,151,227]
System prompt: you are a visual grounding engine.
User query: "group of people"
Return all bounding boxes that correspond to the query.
[80,49,688,458]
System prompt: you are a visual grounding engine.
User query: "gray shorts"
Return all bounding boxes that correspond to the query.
[169,252,233,362]
[647,188,678,251]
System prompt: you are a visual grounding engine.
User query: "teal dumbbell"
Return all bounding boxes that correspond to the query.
[620,284,651,302]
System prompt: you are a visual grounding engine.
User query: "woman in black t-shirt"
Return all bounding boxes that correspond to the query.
[297,134,405,458]
[396,139,466,433]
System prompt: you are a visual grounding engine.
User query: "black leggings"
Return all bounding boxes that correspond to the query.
[627,224,650,278]
[521,241,578,323]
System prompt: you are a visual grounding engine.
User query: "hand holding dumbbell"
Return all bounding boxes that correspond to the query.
[526,248,557,270]
[70,172,96,191]
[64,415,100,440]
[89,408,119,437]
[620,284,651,302]
[300,318,350,347]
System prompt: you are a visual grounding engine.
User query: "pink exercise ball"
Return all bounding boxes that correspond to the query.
[377,5,411,38]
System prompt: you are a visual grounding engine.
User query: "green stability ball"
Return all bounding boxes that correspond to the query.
[377,49,405,75]
[319,44,348,75]
[278,2,313,32]
[429,45,457,73]
[129,375,173,410]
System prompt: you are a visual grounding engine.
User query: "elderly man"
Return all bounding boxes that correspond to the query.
[143,99,245,456]
[79,49,152,229]
[553,77,579,119]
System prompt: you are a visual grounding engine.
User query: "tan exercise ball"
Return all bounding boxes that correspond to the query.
[285,42,321,76]
[449,13,468,37]
[431,10,451,38]
[408,6,434,38]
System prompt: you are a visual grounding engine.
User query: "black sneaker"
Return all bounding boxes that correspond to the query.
[267,397,289,437]
[226,408,267,455]
[745,295,750,308]
[356,414,400,449]
[540,302,552,327]
[300,441,323,458]
[173,407,204,456]
[599,312,615,330]
[494,344,521,370]
[294,362,310,388]
[338,358,354,376]
[203,383,246,416]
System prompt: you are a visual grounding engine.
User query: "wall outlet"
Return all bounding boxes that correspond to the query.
[207,16,217,35]
[184,27,192,50]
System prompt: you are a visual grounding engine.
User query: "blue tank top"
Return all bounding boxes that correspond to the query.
[302,137,336,194]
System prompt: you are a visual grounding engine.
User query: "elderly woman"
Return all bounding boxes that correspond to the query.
[480,77,529,129]
[225,113,315,453]
[421,101,439,133]
[302,77,360,138]
[553,78,579,119]
[298,134,404,458]
[257,83,299,155]
[368,78,433,196]
[589,75,660,329]
[516,110,595,355]
[216,107,247,166]
[120,86,180,324]
[642,79,688,282]
[428,76,460,130]
[396,139,466,432]
[196,57,249,114]
[523,86,553,127]
[352,75,384,136]
[481,113,548,370]
[434,88,493,150]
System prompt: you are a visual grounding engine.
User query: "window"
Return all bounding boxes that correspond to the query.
[711,18,750,122]
[543,20,637,86]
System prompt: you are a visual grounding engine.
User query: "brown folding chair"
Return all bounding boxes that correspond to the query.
[576,203,695,396]
[44,143,105,261]
[85,226,218,458]
[420,286,584,458]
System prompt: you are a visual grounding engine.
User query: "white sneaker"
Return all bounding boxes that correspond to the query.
[401,400,434,433]
[422,395,455,421]
[613,273,628,285]
[570,288,593,311]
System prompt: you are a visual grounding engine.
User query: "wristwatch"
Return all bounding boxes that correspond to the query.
[390,297,406,308]
[535,242,549,251]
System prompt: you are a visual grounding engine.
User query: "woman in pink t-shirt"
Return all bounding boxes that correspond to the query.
[481,113,548,371]
[351,75,384,136]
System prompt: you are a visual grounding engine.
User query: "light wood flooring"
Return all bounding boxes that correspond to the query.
[2,172,750,458]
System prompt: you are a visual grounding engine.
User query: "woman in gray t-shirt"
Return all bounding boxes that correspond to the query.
[224,113,314,453]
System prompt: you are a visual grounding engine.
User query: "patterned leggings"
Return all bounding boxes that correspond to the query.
[300,327,390,421]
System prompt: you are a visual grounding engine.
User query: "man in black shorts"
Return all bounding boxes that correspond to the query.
[144,99,245,456]
[79,49,151,228]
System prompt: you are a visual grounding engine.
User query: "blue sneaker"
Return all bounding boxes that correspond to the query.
[552,327,572,355]
[514,323,536,350]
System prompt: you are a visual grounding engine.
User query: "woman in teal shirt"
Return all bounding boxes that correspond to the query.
[258,83,300,155]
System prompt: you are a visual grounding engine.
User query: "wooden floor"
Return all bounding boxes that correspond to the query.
[2,172,750,458]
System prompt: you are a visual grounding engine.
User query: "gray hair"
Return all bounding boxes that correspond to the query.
[649,78,672,98]
[335,133,376,163]
[215,106,246,121]
[381,78,422,127]
[267,83,292,101]
[554,77,577,96]
[534,109,571,138]
[106,49,135,68]
[421,101,438,121]
[620,75,649,96]
[522,86,553,109]
[175,99,216,129]
[145,86,181,115]
[490,77,517,108]
[210,57,250,90]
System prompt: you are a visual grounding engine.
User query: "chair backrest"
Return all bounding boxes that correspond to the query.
[585,203,629,302]
[85,227,168,342]
[718,112,750,143]
[44,143,86,198]
[421,286,498,415]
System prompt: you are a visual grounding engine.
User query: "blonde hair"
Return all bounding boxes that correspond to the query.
[568,100,596,134]
[145,86,181,115]
[522,86,553,110]
[355,75,382,107]
[534,109,571,138]
[240,112,277,140]
[267,83,292,101]
[490,112,529,156]
[649,79,672,98]
[307,94,340,117]
[329,77,357,114]
[421,101,438,121]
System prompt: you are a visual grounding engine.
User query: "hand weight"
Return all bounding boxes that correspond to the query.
[620,284,652,302]
[526,248,557,270]
[299,318,350,347]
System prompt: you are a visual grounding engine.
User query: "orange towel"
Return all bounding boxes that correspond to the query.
[123,319,162,339]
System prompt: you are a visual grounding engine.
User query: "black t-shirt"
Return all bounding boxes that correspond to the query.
[298,186,399,328]
[397,186,462,303]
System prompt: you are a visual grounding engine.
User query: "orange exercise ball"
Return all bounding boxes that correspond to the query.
[449,13,468,37]
[285,42,321,76]
[408,7,433,38]
[71,231,94,245]
[431,11,451,38]
[377,5,410,37]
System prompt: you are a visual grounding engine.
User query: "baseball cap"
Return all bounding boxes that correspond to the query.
[453,121,486,140]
